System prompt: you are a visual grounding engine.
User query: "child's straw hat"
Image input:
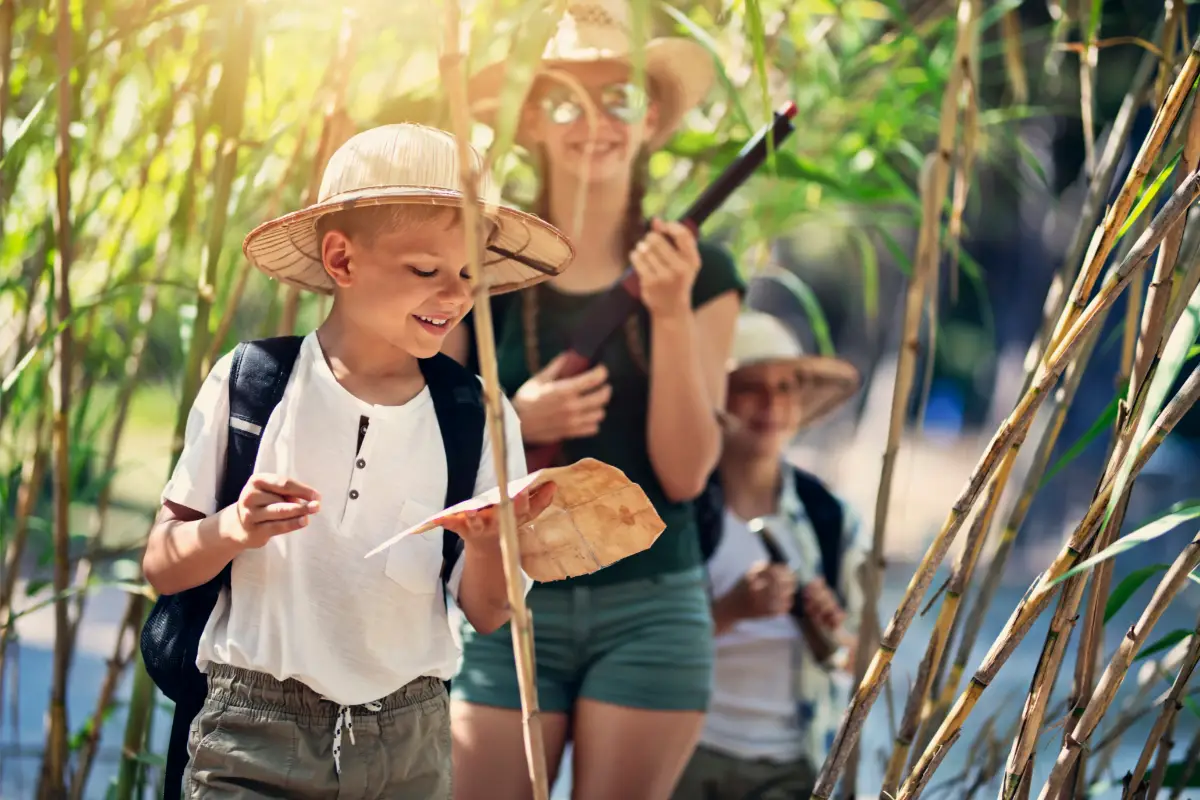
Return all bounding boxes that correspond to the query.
[728,310,862,428]
[242,123,574,296]
[468,0,715,150]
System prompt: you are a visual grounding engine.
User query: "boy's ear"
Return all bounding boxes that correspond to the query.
[321,229,354,288]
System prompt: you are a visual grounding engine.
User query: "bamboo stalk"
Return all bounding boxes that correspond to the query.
[899,356,1200,800]
[1146,713,1176,799]
[821,152,1200,800]
[439,2,549,799]
[1167,724,1200,799]
[1037,528,1200,799]
[1000,9,1027,106]
[41,0,76,792]
[1076,0,1097,178]
[839,3,979,794]
[1124,612,1200,798]
[1046,31,1200,357]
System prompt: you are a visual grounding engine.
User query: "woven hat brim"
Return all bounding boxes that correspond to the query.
[468,37,715,151]
[241,187,575,297]
[731,354,863,429]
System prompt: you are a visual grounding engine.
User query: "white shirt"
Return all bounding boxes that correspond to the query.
[162,332,531,706]
[700,466,865,766]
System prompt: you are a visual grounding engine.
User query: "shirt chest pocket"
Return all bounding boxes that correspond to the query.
[384,498,445,596]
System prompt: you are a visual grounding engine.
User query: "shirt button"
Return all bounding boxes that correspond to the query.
[349,489,360,500]
[356,459,366,469]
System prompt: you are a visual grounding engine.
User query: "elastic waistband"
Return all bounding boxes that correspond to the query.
[205,664,444,721]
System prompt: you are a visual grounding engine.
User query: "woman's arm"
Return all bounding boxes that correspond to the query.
[645,290,740,502]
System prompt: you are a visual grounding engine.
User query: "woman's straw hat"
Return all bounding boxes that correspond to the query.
[468,0,715,150]
[242,123,575,296]
[728,310,862,428]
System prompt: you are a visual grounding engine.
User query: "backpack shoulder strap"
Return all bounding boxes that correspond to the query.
[419,353,486,583]
[216,336,305,585]
[694,470,725,564]
[791,466,845,602]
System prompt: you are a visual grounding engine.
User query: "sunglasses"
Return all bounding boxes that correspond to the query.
[539,81,649,126]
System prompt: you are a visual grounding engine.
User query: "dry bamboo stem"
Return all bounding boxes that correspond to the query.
[42,0,75,792]
[1038,528,1200,799]
[1076,0,1097,178]
[820,162,1200,800]
[439,3,549,798]
[1146,713,1176,799]
[1124,612,1200,797]
[839,3,978,794]
[1000,9,1028,106]
[899,357,1200,800]
[1046,31,1200,357]
[885,458,1009,793]
[1168,724,1200,799]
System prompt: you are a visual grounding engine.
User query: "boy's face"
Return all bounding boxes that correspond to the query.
[321,210,475,359]
[724,362,807,458]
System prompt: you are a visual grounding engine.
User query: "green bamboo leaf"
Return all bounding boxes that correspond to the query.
[1163,760,1200,788]
[1,91,51,190]
[1134,629,1194,663]
[741,0,773,170]
[1049,502,1200,587]
[1118,150,1181,240]
[1040,391,1122,488]
[758,268,835,357]
[1104,564,1172,623]
[658,2,750,130]
[850,228,880,323]
[489,1,565,164]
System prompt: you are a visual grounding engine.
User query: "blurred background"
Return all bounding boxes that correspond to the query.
[3,0,1200,797]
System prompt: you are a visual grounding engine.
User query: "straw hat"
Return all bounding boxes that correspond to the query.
[365,458,665,583]
[728,310,862,428]
[468,0,715,150]
[242,123,575,296]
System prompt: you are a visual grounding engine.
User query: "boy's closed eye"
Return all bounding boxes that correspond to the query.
[408,265,474,281]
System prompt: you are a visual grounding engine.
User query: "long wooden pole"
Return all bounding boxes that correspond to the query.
[439,3,550,799]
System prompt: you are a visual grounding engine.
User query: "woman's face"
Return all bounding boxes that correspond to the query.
[523,61,661,185]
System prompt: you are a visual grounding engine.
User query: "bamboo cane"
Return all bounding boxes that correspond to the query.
[1038,527,1200,799]
[840,3,978,794]
[1168,724,1200,798]
[899,357,1200,800]
[1046,31,1200,357]
[1146,713,1176,799]
[1076,0,1097,179]
[41,0,75,792]
[817,159,1200,800]
[1124,612,1200,797]
[438,2,550,798]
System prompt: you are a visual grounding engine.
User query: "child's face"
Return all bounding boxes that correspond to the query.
[724,362,807,458]
[321,210,475,358]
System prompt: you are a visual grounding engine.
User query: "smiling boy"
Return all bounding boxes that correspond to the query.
[141,124,574,799]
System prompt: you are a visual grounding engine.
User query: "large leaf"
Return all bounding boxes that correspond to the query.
[1105,564,1173,623]
[1041,391,1122,487]
[1134,629,1194,663]
[1049,502,1200,587]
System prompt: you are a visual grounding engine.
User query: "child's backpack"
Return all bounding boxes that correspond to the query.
[694,466,846,604]
[139,336,486,800]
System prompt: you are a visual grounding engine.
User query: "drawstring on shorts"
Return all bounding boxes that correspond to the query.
[331,700,384,774]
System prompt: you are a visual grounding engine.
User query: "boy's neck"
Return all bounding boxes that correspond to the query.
[719,450,785,521]
[316,304,425,405]
[546,169,634,292]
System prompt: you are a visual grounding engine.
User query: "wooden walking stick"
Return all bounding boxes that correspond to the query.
[438,3,551,799]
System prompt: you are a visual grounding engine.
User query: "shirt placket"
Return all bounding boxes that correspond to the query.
[340,414,372,532]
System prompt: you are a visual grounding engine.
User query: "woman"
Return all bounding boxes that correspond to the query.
[443,2,743,797]
[676,307,866,799]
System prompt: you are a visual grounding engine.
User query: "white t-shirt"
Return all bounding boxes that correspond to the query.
[161,332,531,706]
[700,467,865,766]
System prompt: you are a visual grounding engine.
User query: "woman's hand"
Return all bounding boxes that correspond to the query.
[512,353,612,444]
[439,481,558,542]
[630,218,701,319]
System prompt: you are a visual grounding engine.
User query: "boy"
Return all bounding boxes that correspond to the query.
[142,123,574,798]
[676,309,867,800]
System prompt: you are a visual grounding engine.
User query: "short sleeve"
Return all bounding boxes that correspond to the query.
[446,389,534,600]
[160,352,234,516]
[691,240,746,310]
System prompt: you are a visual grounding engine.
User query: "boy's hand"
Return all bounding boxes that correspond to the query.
[726,562,795,620]
[439,481,557,544]
[220,473,321,550]
[801,578,846,631]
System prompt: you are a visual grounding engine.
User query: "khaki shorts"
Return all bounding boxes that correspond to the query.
[184,663,450,799]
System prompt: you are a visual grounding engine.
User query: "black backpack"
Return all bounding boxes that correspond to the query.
[139,336,485,800]
[695,465,846,604]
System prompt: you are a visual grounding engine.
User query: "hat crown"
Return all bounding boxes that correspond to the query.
[730,310,807,368]
[318,123,499,205]
[544,0,644,59]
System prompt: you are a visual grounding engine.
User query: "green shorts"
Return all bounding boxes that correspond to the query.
[452,567,715,713]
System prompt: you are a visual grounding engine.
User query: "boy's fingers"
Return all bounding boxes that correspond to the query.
[243,489,287,509]
[257,516,309,538]
[252,500,319,522]
[251,474,320,502]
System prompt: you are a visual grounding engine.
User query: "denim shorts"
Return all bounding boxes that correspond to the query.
[451,566,715,713]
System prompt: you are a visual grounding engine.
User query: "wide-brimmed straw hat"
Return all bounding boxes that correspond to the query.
[728,310,862,428]
[242,123,575,296]
[467,0,715,151]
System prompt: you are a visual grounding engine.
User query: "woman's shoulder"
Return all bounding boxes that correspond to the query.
[692,237,745,308]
